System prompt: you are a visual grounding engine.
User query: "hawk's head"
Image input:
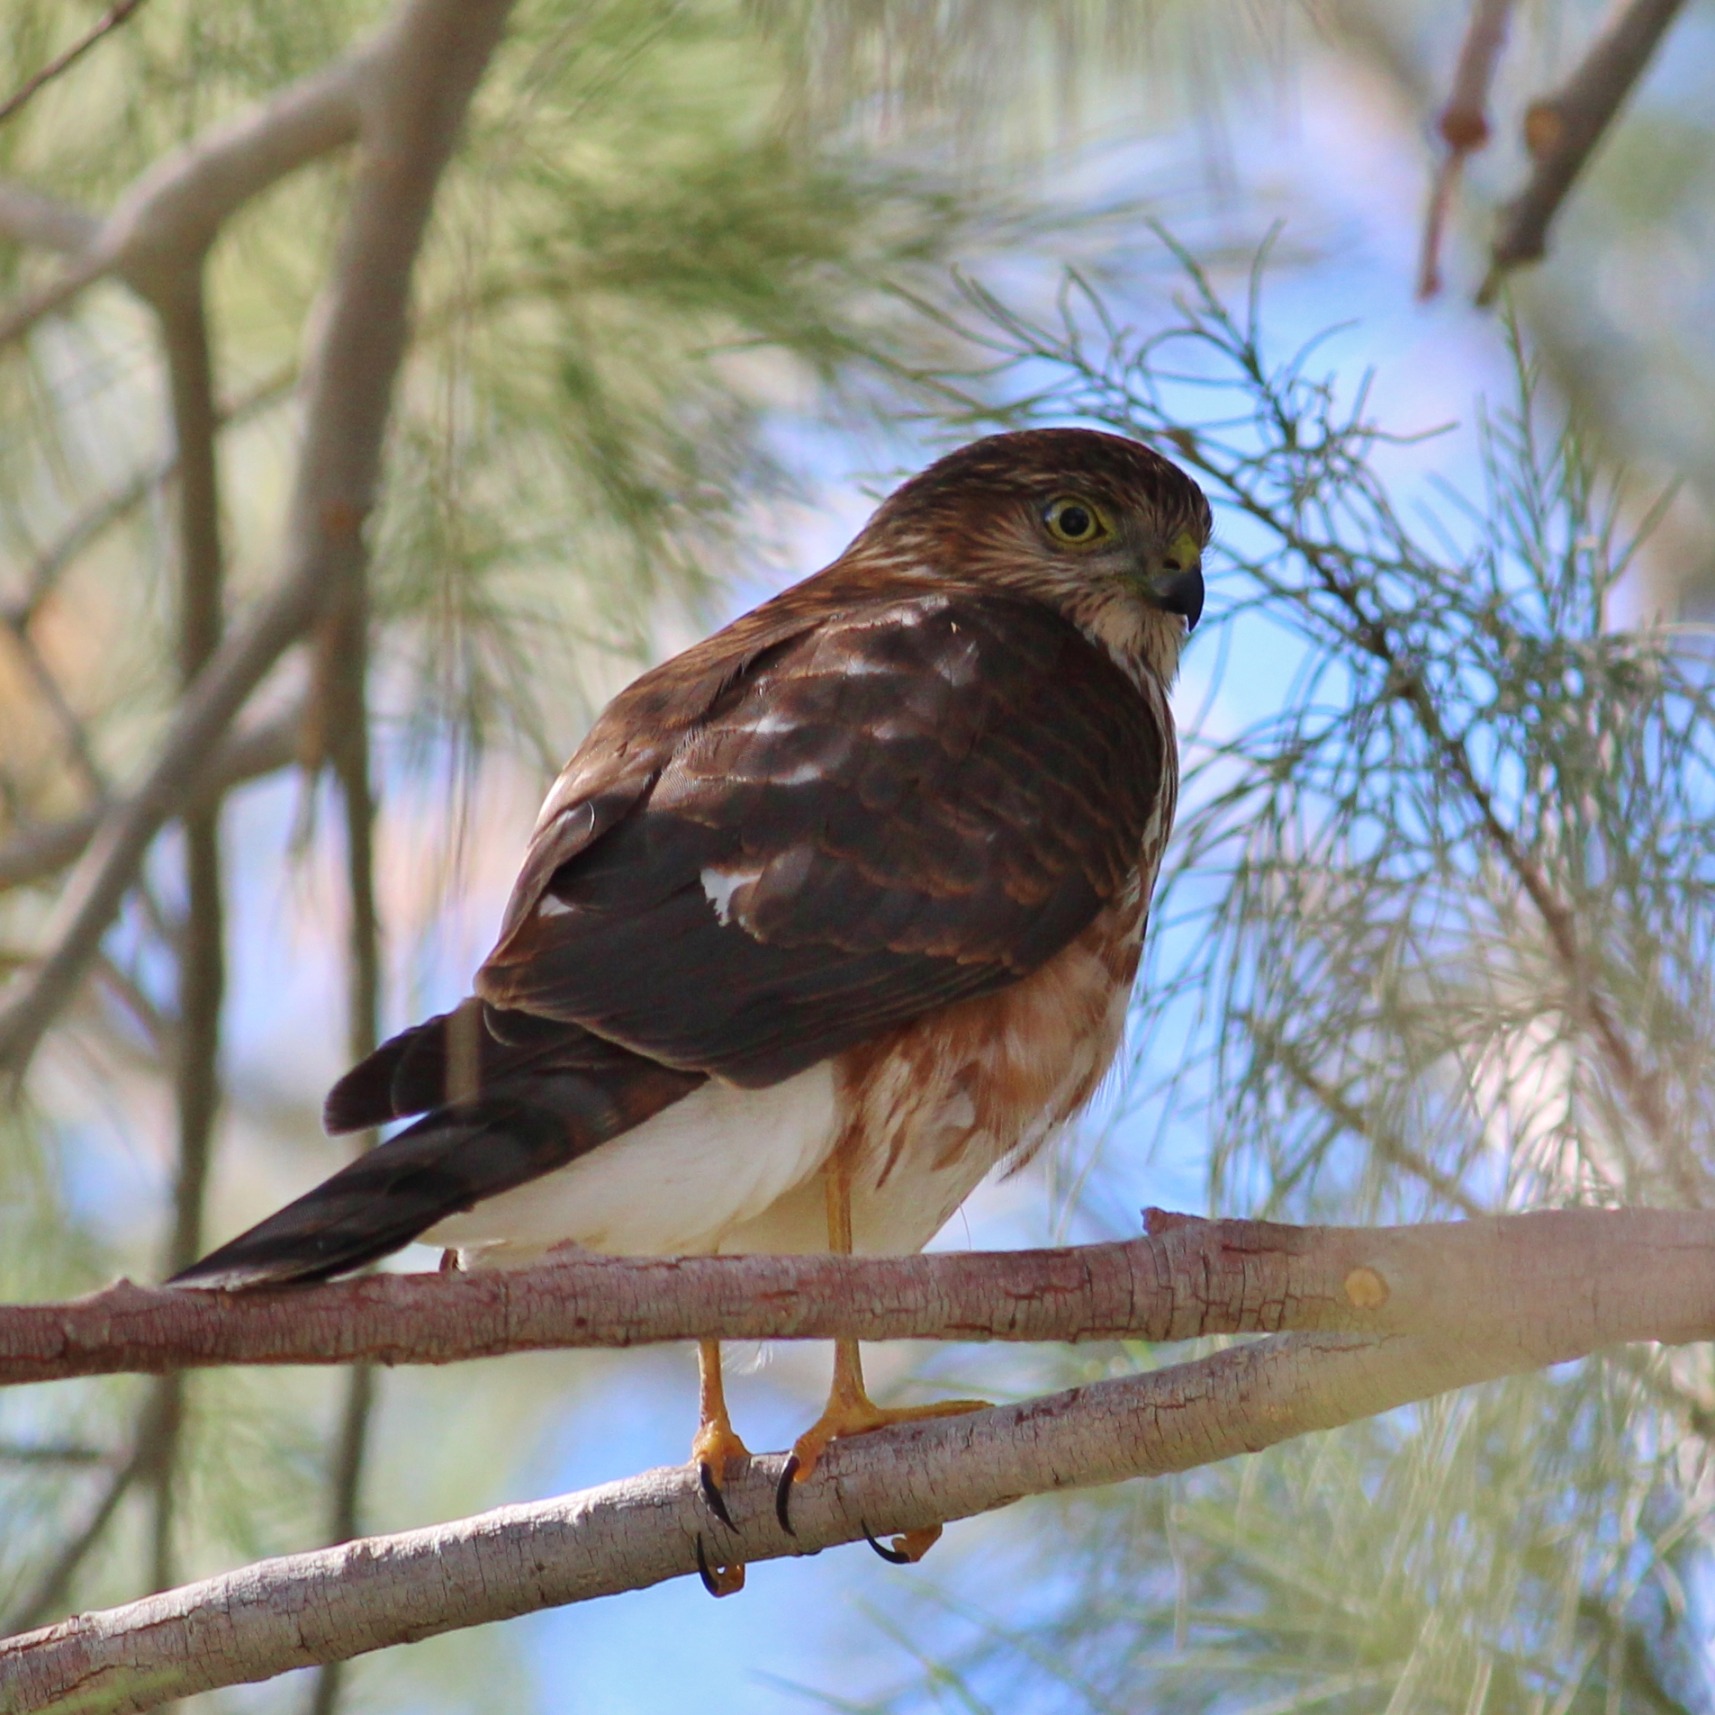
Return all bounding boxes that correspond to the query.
[849,428,1212,685]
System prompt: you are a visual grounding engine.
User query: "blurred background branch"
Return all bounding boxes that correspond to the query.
[0,0,150,129]
[1481,0,1691,301]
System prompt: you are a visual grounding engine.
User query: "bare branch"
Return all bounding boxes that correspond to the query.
[0,614,106,798]
[0,249,113,350]
[0,38,366,348]
[0,183,99,256]
[1,1390,168,1636]
[1479,0,1689,303]
[145,269,228,1612]
[306,482,385,1715]
[1418,0,1516,298]
[0,0,150,131]
[0,705,301,893]
[0,1307,1688,1714]
[2,1209,1711,1388]
[0,0,519,1077]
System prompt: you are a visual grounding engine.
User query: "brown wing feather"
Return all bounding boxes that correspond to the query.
[476,590,1167,1086]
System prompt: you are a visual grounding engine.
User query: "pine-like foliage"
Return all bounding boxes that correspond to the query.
[858,246,1715,1714]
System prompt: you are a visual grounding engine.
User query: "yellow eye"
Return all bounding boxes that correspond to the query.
[1042,495,1112,548]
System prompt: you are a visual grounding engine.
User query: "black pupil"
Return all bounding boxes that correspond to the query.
[1057,504,1091,538]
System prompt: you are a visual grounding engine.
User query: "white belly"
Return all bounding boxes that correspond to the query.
[424,1063,838,1261]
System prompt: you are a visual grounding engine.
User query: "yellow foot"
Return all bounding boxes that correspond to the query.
[690,1417,752,1532]
[774,1396,989,1536]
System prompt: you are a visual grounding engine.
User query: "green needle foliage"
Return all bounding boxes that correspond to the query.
[862,245,1715,1713]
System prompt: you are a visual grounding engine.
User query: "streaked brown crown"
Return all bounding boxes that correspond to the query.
[856,427,1212,552]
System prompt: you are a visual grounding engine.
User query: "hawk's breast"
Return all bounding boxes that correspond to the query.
[719,871,1150,1257]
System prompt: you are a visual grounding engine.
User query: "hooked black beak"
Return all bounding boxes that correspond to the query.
[1158,561,1205,632]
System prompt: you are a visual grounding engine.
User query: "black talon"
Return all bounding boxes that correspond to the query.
[698,1459,736,1530]
[695,1534,743,1598]
[774,1454,800,1535]
[863,1524,913,1565]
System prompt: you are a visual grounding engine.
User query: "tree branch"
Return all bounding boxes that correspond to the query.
[1417,0,1516,299]
[147,268,228,1618]
[0,0,518,1077]
[0,1298,1695,1715]
[0,183,98,256]
[0,706,302,893]
[0,0,150,131]
[0,34,365,348]
[1479,0,1689,303]
[2,1209,1710,1387]
[306,456,385,1715]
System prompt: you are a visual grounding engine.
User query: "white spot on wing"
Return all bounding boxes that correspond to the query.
[537,894,574,918]
[726,710,796,736]
[700,865,761,925]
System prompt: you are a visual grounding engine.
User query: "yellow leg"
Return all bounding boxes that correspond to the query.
[775,1159,988,1559]
[689,1337,747,1596]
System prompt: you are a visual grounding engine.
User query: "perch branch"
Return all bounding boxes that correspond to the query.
[2,1299,1701,1714]
[1,1209,1710,1386]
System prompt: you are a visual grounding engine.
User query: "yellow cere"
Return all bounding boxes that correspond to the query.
[1167,528,1203,571]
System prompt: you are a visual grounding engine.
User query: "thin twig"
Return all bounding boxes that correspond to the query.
[2,1389,168,1634]
[0,616,106,798]
[1418,0,1516,298]
[1271,1039,1485,1219]
[0,1442,109,1465]
[0,706,302,893]
[0,0,150,130]
[1479,0,1689,303]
